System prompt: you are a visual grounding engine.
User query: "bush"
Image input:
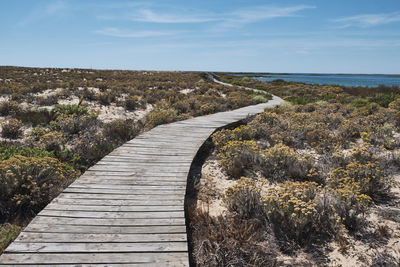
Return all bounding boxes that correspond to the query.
[15,109,55,126]
[103,119,140,145]
[0,101,20,116]
[190,210,279,267]
[261,143,309,182]
[145,108,177,128]
[218,140,260,178]
[52,104,88,117]
[0,156,78,220]
[328,161,390,201]
[98,91,116,105]
[0,145,54,160]
[223,177,264,219]
[50,114,97,135]
[73,132,113,168]
[262,181,328,244]
[39,131,64,152]
[388,98,400,111]
[0,224,20,254]
[124,95,140,111]
[1,119,23,139]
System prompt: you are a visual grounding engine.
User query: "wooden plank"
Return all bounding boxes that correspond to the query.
[50,198,184,206]
[45,204,183,212]
[63,188,186,195]
[31,216,186,226]
[38,210,185,219]
[0,253,189,265]
[7,242,188,253]
[68,184,187,190]
[57,193,184,200]
[15,232,187,243]
[24,224,187,234]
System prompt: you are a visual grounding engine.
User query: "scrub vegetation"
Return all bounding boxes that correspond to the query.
[189,74,400,266]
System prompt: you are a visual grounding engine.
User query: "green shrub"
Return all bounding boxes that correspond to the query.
[145,108,177,128]
[351,98,369,108]
[369,93,399,107]
[0,145,55,160]
[0,156,78,219]
[1,119,23,139]
[0,224,20,254]
[52,104,88,117]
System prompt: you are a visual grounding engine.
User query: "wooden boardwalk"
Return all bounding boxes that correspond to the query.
[0,96,283,266]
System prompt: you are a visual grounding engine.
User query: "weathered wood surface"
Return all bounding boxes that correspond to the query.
[0,95,283,266]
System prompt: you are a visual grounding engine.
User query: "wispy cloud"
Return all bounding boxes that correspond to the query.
[227,5,316,25]
[95,27,175,38]
[132,9,217,23]
[99,4,315,26]
[334,12,400,28]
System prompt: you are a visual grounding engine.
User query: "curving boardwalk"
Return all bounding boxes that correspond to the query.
[0,96,283,266]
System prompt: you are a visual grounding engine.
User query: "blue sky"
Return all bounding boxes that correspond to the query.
[1,0,400,73]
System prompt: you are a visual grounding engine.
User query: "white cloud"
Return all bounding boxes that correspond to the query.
[133,9,217,23]
[99,4,315,26]
[334,12,400,28]
[95,27,175,38]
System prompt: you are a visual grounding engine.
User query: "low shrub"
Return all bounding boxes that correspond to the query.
[97,91,116,105]
[223,177,265,219]
[0,145,55,160]
[1,119,23,139]
[52,104,88,117]
[50,114,97,135]
[190,209,280,267]
[329,161,390,201]
[39,131,65,152]
[72,132,113,168]
[15,109,55,126]
[218,140,261,178]
[35,95,59,106]
[261,143,310,182]
[124,95,140,111]
[0,101,20,116]
[388,98,400,111]
[103,119,140,145]
[145,108,177,128]
[0,156,78,220]
[262,181,327,244]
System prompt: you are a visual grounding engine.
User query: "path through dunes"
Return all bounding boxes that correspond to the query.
[0,96,284,266]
